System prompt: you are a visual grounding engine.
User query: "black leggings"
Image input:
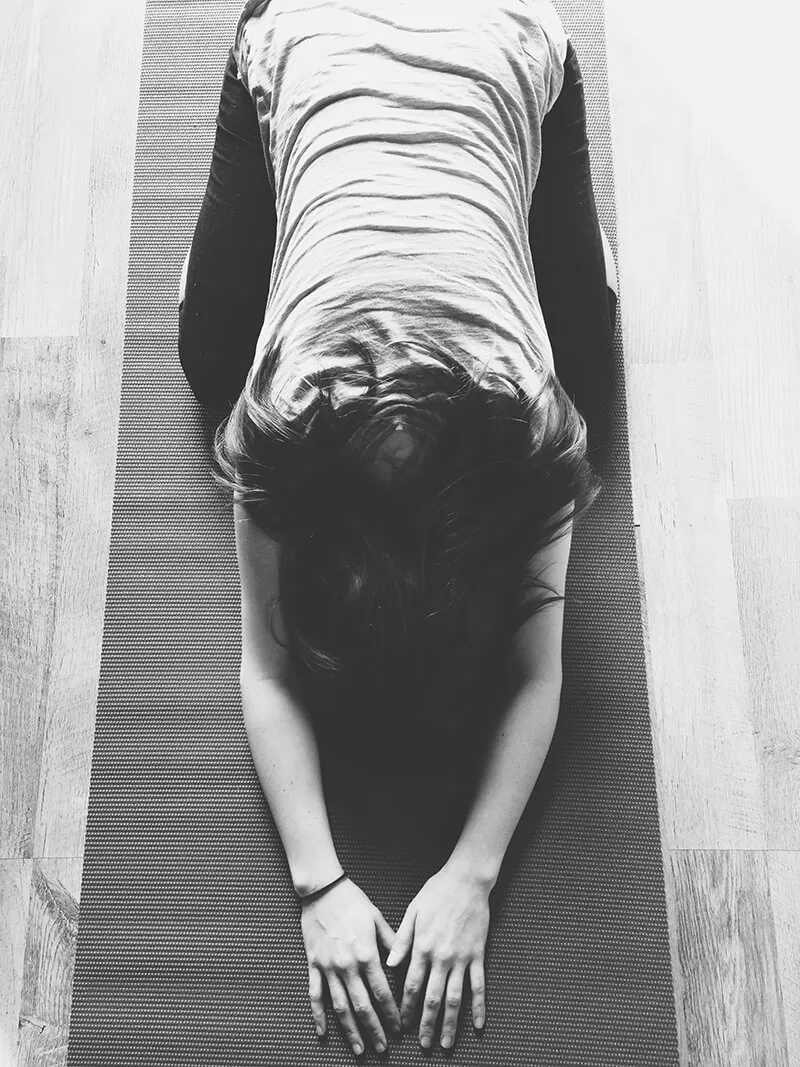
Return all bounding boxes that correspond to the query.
[178,40,616,432]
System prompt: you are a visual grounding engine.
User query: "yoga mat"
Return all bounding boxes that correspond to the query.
[67,2,681,1064]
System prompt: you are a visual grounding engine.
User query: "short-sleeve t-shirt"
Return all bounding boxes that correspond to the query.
[232,0,568,422]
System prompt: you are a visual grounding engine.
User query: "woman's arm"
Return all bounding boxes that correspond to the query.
[236,503,403,1054]
[443,506,573,886]
[387,511,573,1049]
[386,673,562,1045]
[442,673,563,889]
[241,675,344,896]
[236,501,343,894]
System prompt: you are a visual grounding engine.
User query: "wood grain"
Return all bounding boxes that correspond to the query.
[671,849,789,1067]
[16,860,82,1067]
[1,0,798,1063]
[0,861,33,1062]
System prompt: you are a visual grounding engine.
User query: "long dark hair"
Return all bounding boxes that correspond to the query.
[211,328,601,729]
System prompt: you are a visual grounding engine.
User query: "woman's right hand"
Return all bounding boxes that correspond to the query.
[302,877,403,1055]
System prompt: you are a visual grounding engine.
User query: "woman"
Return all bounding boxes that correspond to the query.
[178,0,617,1056]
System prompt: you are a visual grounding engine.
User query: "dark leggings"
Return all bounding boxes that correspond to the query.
[178,40,616,432]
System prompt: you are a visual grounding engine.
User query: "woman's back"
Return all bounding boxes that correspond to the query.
[232,0,569,422]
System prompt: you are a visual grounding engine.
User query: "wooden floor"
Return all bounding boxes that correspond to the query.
[2,0,798,1064]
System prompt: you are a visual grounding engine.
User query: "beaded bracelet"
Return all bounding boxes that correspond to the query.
[297,871,348,905]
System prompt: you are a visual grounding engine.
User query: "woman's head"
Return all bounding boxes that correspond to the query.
[362,413,422,484]
[211,332,601,720]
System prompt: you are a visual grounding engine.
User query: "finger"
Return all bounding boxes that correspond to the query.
[343,969,388,1053]
[326,970,366,1056]
[386,908,416,967]
[373,909,396,955]
[439,963,466,1048]
[362,956,402,1037]
[309,965,326,1038]
[400,949,429,1031]
[469,958,486,1029]
[418,962,448,1049]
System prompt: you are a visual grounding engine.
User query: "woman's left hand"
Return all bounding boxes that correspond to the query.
[384,863,491,1049]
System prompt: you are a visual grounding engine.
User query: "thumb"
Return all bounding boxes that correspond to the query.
[373,909,396,955]
[385,908,416,967]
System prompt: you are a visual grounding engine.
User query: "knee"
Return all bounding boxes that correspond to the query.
[177,307,238,412]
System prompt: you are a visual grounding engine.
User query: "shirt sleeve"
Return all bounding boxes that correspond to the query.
[542,21,568,114]
[527,0,569,115]
[231,0,277,195]
[232,0,271,96]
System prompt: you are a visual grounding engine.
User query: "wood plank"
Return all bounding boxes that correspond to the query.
[671,849,788,1067]
[0,1,100,336]
[729,499,800,844]
[626,361,765,847]
[767,852,800,1067]
[0,860,33,1067]
[0,336,76,859]
[16,860,82,1067]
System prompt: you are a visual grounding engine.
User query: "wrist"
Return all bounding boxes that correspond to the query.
[297,870,349,904]
[442,849,499,894]
[292,859,345,899]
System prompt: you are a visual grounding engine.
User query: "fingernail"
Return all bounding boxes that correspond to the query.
[353,1043,363,1055]
[375,1041,386,1053]
[420,1036,431,1049]
[441,1037,453,1048]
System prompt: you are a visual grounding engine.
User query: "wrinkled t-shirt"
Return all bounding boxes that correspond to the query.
[232,0,568,422]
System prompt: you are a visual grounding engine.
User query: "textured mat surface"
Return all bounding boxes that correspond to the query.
[67,2,681,1064]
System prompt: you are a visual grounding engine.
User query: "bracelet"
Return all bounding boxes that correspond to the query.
[297,871,348,905]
